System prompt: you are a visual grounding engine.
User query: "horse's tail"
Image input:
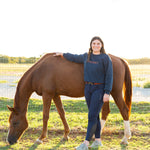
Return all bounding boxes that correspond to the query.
[122,59,132,116]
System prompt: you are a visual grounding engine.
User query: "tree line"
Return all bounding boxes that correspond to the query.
[0,54,150,64]
[0,55,39,64]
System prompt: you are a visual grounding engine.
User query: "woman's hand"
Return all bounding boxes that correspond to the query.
[53,52,63,57]
[103,93,110,103]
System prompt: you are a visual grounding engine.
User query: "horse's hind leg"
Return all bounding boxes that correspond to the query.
[36,93,53,144]
[101,102,110,132]
[53,95,70,141]
[112,92,131,144]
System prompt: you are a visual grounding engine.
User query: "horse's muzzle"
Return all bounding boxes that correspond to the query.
[7,136,17,145]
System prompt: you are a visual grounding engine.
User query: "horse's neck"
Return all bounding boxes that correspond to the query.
[14,79,33,114]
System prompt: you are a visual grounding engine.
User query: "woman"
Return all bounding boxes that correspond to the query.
[54,36,113,150]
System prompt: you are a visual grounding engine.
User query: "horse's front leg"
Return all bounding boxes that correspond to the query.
[36,93,52,144]
[53,95,70,141]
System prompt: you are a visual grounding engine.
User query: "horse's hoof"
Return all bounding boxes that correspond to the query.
[35,139,43,144]
[120,137,128,145]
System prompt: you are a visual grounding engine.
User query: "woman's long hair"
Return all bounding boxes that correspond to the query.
[88,36,106,60]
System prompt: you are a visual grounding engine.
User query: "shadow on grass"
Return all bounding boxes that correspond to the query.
[120,144,128,150]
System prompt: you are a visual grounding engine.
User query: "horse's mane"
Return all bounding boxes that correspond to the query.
[19,53,55,83]
[14,53,55,109]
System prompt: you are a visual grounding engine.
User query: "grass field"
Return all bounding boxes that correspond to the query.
[0,97,150,150]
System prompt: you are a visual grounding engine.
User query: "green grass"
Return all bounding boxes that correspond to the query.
[0,97,150,150]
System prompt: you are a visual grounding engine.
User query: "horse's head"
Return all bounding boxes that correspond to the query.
[7,105,28,145]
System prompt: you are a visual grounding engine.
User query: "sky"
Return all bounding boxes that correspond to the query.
[0,0,150,59]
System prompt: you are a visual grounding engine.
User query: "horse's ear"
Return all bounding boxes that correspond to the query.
[7,105,15,112]
[7,105,19,115]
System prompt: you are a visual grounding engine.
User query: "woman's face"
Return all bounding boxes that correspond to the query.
[91,39,102,54]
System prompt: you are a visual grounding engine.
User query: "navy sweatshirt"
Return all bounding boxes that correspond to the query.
[63,53,113,94]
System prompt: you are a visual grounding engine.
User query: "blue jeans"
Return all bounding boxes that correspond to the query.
[84,83,104,141]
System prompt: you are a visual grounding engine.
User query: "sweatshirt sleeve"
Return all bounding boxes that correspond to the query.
[104,55,113,94]
[63,53,87,63]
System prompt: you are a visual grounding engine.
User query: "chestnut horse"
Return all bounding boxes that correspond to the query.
[7,53,132,145]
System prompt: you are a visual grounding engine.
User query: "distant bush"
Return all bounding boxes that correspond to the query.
[143,82,150,88]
